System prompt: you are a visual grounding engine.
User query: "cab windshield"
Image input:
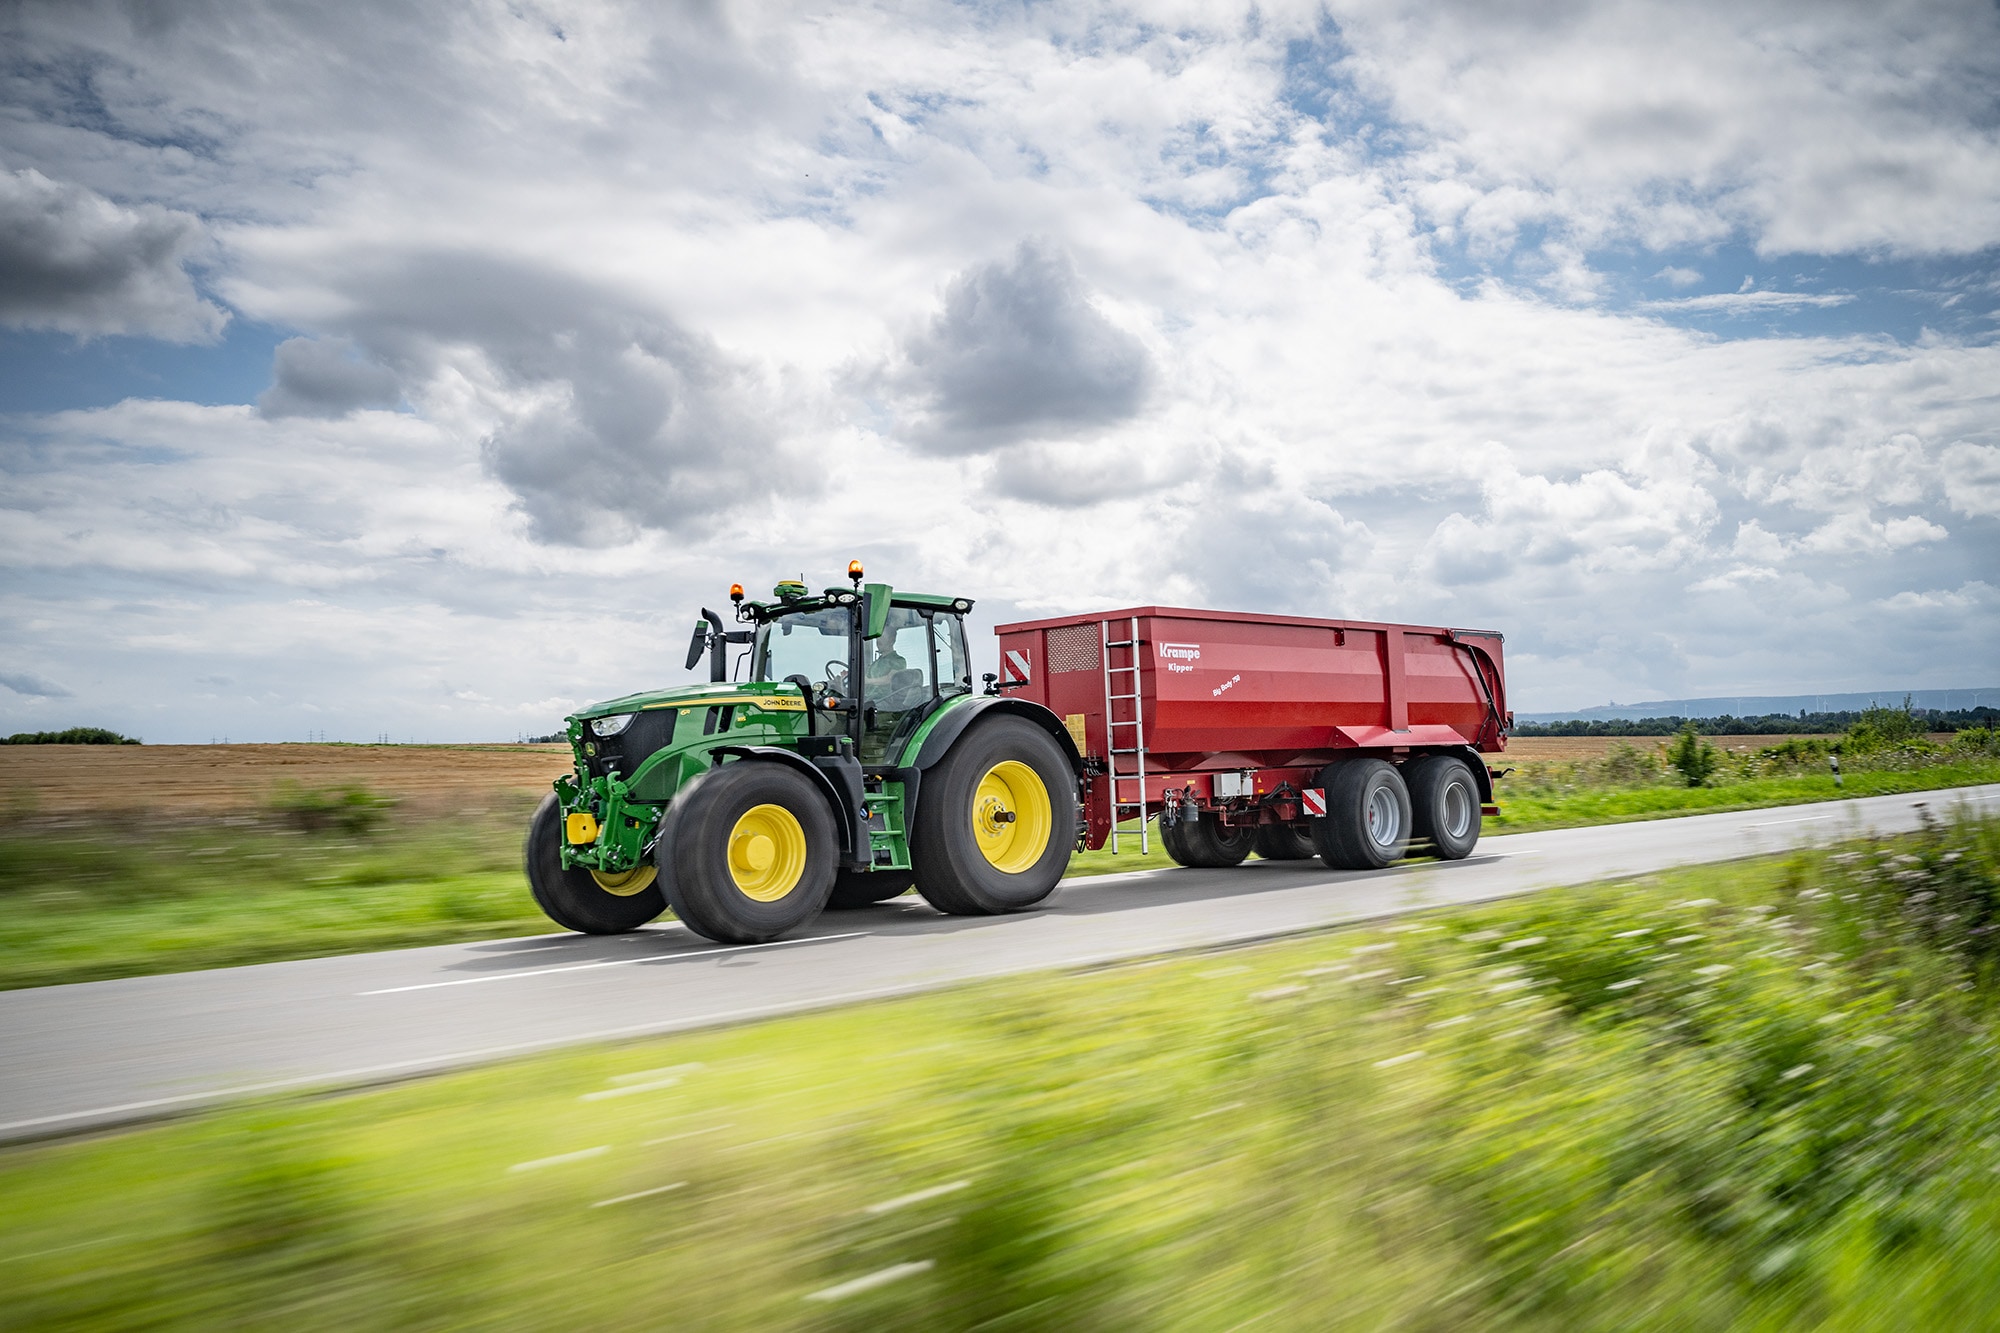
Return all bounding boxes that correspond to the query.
[751,606,852,693]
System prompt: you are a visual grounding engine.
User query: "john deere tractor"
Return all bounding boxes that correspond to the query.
[525,566,1083,944]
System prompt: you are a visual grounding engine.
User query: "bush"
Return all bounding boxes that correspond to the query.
[1666,724,1719,787]
[4,727,140,745]
[1597,741,1661,785]
[268,784,398,835]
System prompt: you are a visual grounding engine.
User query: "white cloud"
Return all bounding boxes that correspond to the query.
[1642,291,1853,314]
[0,0,1995,737]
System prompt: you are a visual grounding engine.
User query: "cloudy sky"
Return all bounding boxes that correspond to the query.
[2,0,1997,742]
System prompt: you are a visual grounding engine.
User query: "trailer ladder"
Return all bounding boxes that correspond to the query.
[1100,615,1149,853]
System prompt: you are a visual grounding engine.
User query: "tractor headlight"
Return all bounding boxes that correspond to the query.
[590,713,635,737]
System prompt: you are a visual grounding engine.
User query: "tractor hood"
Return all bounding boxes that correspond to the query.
[568,680,808,723]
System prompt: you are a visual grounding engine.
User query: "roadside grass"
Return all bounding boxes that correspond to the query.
[7,810,2000,1328]
[1489,757,2000,833]
[0,808,544,990]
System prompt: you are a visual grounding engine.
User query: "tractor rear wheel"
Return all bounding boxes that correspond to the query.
[913,716,1074,915]
[1161,811,1255,868]
[661,762,837,944]
[524,793,666,934]
[1311,759,1413,870]
[825,868,915,909]
[1406,755,1481,859]
[1252,822,1317,861]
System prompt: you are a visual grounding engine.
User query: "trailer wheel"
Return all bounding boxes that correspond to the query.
[1406,755,1481,859]
[524,792,666,934]
[662,762,837,943]
[825,868,915,909]
[1311,759,1413,870]
[1160,811,1255,868]
[1252,823,1317,861]
[913,716,1075,915]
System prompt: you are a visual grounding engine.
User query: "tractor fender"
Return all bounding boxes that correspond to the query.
[706,744,863,860]
[911,697,1085,778]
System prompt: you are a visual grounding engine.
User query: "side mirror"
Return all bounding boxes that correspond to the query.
[681,609,732,680]
[862,581,891,640]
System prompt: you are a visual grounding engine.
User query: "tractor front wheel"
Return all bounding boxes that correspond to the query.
[662,762,837,944]
[1161,811,1255,868]
[524,793,666,934]
[913,717,1075,915]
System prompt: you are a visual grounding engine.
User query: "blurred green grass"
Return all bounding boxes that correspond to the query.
[6,806,2000,1328]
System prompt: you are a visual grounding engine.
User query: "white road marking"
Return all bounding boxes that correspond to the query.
[508,1145,608,1173]
[358,933,869,994]
[864,1180,970,1214]
[805,1260,935,1302]
[1741,815,1834,828]
[592,1181,686,1207]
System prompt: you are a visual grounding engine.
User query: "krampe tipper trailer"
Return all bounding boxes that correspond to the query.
[527,567,1510,945]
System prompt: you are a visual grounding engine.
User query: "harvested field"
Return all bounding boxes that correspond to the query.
[0,743,572,819]
[1501,734,1841,760]
[0,736,1919,818]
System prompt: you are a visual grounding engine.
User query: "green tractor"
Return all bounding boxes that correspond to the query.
[525,566,1083,944]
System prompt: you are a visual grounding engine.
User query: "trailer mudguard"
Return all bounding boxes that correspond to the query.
[910,696,1085,776]
[707,744,863,859]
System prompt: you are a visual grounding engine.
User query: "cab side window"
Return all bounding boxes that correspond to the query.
[860,608,936,762]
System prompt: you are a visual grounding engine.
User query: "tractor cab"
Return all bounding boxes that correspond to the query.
[744,584,974,764]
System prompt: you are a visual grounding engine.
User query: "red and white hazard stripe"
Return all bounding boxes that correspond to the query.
[1002,647,1031,683]
[1301,787,1326,817]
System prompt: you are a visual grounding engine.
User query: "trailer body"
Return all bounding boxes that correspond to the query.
[993,606,1510,851]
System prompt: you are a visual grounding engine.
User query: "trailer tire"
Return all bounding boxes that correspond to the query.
[825,868,915,909]
[1406,755,1481,860]
[1252,823,1317,861]
[524,792,667,934]
[1161,811,1255,868]
[1312,759,1413,870]
[913,716,1075,915]
[662,762,837,944]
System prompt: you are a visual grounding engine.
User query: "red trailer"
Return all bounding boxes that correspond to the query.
[992,606,1511,869]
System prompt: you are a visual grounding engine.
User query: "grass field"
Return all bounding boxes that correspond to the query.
[3,741,1998,990]
[6,810,2000,1329]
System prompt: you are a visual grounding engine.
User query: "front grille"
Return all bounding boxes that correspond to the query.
[580,710,678,781]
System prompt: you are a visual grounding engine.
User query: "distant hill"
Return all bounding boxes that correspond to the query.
[1517,688,2000,725]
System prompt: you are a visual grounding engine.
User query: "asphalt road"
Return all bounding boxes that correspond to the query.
[4,785,1995,1143]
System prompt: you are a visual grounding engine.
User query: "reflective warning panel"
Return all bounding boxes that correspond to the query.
[1002,646,1032,684]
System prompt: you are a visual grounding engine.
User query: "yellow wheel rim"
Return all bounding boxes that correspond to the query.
[589,864,658,897]
[973,760,1053,874]
[727,803,808,902]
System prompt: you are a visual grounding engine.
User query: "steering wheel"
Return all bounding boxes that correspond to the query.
[822,660,849,695]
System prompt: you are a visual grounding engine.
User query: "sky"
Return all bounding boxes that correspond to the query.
[1,0,1997,743]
